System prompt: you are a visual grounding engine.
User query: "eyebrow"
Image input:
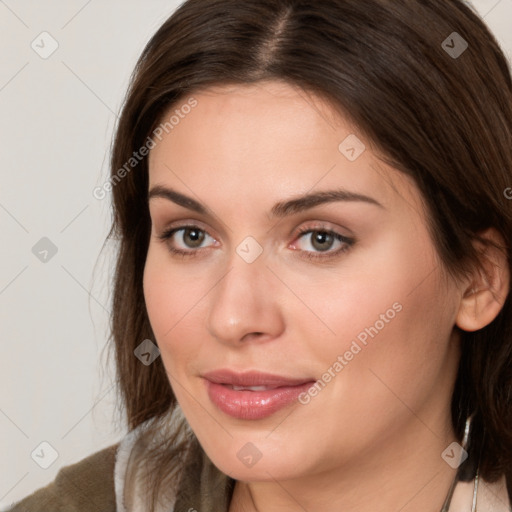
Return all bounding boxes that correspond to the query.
[148,185,384,218]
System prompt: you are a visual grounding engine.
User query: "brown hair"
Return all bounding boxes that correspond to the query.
[107,0,512,508]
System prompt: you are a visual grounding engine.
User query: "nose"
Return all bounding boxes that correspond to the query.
[205,251,285,346]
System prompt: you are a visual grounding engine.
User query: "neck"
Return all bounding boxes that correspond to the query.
[229,417,458,512]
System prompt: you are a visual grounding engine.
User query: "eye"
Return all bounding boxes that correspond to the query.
[157,223,354,261]
[291,227,354,260]
[158,225,217,256]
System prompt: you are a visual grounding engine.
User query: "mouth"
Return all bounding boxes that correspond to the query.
[202,370,316,420]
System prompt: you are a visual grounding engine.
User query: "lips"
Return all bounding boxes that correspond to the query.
[202,369,313,387]
[202,370,316,420]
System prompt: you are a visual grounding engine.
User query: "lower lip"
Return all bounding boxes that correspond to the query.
[204,380,315,420]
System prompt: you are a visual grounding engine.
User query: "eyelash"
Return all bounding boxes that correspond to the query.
[157,224,355,261]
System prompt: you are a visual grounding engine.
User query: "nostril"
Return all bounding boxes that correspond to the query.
[240,332,265,342]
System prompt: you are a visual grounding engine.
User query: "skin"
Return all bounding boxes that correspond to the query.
[143,80,509,512]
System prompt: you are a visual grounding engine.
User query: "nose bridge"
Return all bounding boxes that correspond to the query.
[206,247,283,344]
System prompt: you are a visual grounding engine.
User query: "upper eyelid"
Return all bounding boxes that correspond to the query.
[158,219,215,235]
[161,225,217,241]
[160,221,345,235]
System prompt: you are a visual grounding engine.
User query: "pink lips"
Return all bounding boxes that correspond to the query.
[202,370,316,420]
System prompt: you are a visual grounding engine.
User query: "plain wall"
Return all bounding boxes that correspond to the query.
[0,0,511,508]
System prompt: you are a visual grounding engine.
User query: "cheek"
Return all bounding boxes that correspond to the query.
[302,228,456,387]
[143,249,205,365]
[335,282,456,426]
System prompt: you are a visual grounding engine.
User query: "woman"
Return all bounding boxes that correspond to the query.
[11,0,512,511]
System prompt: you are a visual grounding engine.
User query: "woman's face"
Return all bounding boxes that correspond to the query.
[144,80,462,482]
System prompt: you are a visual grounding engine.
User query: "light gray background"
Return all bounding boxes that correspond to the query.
[0,0,511,508]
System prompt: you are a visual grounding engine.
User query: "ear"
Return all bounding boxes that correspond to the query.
[456,228,510,332]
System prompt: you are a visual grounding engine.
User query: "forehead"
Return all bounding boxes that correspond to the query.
[147,81,422,216]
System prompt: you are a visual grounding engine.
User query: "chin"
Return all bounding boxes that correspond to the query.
[195,430,312,482]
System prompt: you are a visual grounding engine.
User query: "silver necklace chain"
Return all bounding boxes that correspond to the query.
[439,467,479,512]
[440,415,478,512]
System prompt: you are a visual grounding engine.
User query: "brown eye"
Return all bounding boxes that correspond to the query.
[310,231,335,252]
[182,228,206,248]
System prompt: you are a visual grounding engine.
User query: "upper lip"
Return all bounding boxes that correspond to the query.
[202,369,315,388]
